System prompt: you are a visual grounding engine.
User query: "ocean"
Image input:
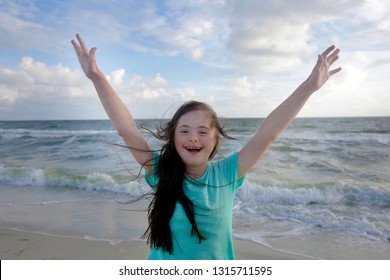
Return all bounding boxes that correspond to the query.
[1,117,389,259]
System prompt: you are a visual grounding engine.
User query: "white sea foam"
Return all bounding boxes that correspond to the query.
[0,165,46,187]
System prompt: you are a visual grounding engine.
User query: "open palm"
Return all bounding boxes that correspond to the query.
[71,34,100,80]
[307,45,342,92]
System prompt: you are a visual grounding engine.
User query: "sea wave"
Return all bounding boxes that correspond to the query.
[0,165,149,196]
[235,180,390,242]
[237,179,390,207]
[3,163,388,209]
[0,128,117,140]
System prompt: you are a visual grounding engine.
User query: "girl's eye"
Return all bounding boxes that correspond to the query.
[180,130,188,134]
[200,131,208,135]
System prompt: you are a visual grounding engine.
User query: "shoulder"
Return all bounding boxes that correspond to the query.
[211,152,239,171]
[209,152,245,189]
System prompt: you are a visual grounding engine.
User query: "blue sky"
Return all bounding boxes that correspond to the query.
[0,0,389,120]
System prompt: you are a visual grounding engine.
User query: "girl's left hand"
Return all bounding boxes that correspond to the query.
[306,45,342,92]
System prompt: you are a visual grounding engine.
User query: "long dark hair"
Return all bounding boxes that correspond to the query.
[142,100,235,254]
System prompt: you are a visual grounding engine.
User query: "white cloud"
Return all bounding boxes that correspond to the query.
[180,88,197,98]
[224,0,370,74]
[0,57,98,119]
[359,0,390,24]
[191,48,205,60]
[228,21,313,74]
[127,73,169,100]
[0,85,18,106]
[0,57,89,98]
[222,76,268,98]
[106,69,125,87]
[0,57,191,119]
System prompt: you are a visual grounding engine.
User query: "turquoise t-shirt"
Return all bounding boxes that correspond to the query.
[145,152,245,260]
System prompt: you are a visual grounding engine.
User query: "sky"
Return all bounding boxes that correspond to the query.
[0,0,389,120]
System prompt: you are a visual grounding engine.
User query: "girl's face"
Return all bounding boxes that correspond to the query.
[174,110,217,178]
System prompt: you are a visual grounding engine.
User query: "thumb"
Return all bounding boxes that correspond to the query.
[311,54,324,75]
[89,47,97,57]
[316,54,324,67]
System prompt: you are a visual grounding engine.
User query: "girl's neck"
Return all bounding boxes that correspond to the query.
[185,164,208,180]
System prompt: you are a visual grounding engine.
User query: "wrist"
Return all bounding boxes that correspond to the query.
[87,69,105,82]
[301,78,318,95]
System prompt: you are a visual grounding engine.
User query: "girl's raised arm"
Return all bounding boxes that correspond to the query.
[238,45,342,179]
[71,34,153,174]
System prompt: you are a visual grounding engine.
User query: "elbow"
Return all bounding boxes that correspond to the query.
[116,127,128,141]
[117,129,124,138]
[116,127,124,138]
[259,121,283,146]
[116,122,136,140]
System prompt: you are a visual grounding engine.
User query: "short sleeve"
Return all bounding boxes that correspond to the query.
[144,151,160,188]
[212,152,245,191]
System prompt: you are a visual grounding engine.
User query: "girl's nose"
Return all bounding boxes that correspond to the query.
[189,138,198,142]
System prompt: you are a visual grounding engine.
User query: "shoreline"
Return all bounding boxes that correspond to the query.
[0,227,305,260]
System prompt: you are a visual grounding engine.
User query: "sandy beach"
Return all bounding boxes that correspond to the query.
[1,182,390,260]
[0,181,307,260]
[0,227,303,260]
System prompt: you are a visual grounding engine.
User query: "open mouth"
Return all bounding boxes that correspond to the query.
[185,147,202,152]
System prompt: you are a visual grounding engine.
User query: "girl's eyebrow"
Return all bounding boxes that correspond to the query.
[178,124,210,129]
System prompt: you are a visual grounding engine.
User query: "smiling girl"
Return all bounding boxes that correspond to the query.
[71,33,341,259]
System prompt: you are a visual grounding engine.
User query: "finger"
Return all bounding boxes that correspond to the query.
[329,54,339,65]
[89,47,97,58]
[322,45,336,58]
[76,33,89,54]
[315,54,324,69]
[327,49,340,64]
[329,67,342,76]
[71,39,81,56]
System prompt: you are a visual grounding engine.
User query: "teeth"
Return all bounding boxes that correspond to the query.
[186,147,201,151]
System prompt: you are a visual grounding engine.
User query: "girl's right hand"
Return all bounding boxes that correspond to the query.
[71,34,102,80]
